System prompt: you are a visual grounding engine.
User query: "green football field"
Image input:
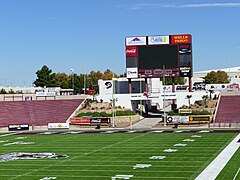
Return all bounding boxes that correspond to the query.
[0,131,237,180]
[217,147,240,180]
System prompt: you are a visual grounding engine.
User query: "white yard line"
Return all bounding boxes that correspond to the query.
[0,168,195,173]
[0,132,19,137]
[196,133,240,180]
[0,164,201,167]
[233,167,240,180]
[1,174,189,179]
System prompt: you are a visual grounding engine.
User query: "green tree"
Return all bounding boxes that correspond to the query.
[55,73,70,89]
[93,71,104,80]
[204,71,229,84]
[103,69,118,80]
[0,88,7,94]
[70,73,82,94]
[87,71,100,90]
[8,89,15,94]
[91,91,97,101]
[119,72,126,77]
[174,77,186,85]
[34,65,56,87]
[78,74,86,94]
[208,89,214,99]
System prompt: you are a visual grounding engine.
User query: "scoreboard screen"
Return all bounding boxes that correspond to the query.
[138,45,179,69]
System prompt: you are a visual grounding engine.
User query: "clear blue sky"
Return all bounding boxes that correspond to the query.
[0,0,240,86]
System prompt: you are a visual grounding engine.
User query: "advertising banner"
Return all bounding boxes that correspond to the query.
[171,34,191,44]
[36,92,56,97]
[179,44,192,54]
[161,93,177,100]
[178,109,192,114]
[148,35,169,45]
[48,123,69,129]
[126,46,138,57]
[70,117,91,125]
[166,116,189,123]
[126,36,147,46]
[90,118,110,125]
[104,81,113,90]
[127,67,138,78]
[180,67,192,77]
[8,124,29,131]
[189,116,211,122]
[130,94,147,100]
[70,117,110,126]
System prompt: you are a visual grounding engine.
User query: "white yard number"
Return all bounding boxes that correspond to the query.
[39,177,57,180]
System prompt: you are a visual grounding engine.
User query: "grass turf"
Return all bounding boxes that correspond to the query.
[0,132,237,180]
[216,147,240,180]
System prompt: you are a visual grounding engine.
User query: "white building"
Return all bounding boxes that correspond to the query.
[0,86,74,96]
[97,66,240,112]
[193,66,240,84]
[97,78,220,112]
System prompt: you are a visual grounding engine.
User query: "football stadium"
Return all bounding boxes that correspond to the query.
[0,34,240,180]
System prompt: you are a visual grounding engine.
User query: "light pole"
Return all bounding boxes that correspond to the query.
[163,65,167,127]
[84,66,87,95]
[140,75,142,117]
[70,68,74,94]
[84,73,86,94]
[112,74,115,128]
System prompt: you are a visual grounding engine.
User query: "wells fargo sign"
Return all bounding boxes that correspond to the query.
[171,34,191,44]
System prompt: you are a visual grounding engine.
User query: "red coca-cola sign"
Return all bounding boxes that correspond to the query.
[126,46,138,57]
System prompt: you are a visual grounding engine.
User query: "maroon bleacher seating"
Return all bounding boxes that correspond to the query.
[0,99,83,127]
[215,96,240,123]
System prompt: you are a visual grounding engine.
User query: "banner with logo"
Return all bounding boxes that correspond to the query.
[189,116,211,122]
[126,46,138,57]
[166,116,189,123]
[48,123,69,129]
[179,44,192,54]
[70,117,110,126]
[126,36,147,46]
[171,34,191,44]
[148,35,169,45]
[127,67,138,78]
[180,67,192,77]
[90,118,110,125]
[178,109,192,114]
[8,124,29,131]
[70,117,91,125]
[36,91,56,97]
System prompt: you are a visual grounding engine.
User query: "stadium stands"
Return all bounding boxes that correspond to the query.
[0,99,84,128]
[215,95,240,123]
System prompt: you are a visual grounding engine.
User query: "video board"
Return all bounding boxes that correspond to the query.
[138,45,179,69]
[126,34,192,78]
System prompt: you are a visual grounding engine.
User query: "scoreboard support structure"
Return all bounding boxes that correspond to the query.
[128,78,132,94]
[189,77,193,92]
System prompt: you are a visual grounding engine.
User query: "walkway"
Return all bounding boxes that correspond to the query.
[130,117,161,129]
[196,133,240,180]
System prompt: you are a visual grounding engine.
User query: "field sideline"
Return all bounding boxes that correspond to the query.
[0,130,238,180]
